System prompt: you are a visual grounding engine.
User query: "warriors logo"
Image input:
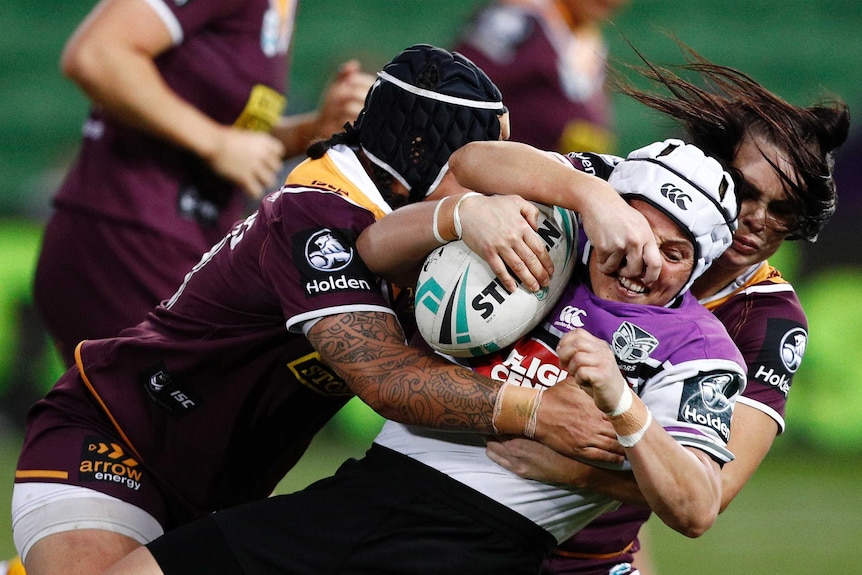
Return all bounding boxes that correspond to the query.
[612,321,659,364]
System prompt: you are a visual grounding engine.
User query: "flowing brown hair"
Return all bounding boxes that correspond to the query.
[612,38,850,241]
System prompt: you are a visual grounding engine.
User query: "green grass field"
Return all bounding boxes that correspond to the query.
[2,402,860,574]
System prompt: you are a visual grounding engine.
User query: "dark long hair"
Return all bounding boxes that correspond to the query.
[613,39,850,241]
[306,123,401,208]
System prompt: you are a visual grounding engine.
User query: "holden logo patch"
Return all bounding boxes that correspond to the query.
[679,370,742,443]
[660,183,691,210]
[306,229,353,272]
[779,327,807,373]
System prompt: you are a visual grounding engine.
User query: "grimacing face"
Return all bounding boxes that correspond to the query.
[589,199,694,306]
[711,136,798,274]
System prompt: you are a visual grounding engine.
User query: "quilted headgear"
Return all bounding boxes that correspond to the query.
[355,44,507,203]
[608,139,739,299]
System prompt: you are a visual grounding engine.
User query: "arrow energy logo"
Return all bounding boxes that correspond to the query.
[79,436,143,491]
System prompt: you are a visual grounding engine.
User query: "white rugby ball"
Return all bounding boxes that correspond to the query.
[415,202,579,357]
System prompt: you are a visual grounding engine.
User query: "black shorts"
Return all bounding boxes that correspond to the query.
[149,444,556,575]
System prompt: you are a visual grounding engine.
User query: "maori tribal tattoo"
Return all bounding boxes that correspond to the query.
[307,311,500,432]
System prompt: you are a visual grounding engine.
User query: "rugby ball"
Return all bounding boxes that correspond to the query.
[415,202,579,357]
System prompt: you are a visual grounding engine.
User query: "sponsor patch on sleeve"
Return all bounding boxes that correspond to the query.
[750,318,807,397]
[292,227,378,297]
[678,369,744,444]
[78,436,143,491]
[287,352,353,396]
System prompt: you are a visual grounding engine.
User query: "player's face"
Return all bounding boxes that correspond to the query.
[712,136,798,273]
[589,200,694,306]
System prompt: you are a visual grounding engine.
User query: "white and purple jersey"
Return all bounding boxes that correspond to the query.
[549,264,806,570]
[547,152,806,572]
[377,256,745,543]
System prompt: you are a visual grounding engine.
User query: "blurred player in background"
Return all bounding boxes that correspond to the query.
[469,45,849,575]
[33,0,374,368]
[454,0,627,154]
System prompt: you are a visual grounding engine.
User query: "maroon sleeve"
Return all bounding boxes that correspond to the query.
[711,285,807,430]
[258,189,391,332]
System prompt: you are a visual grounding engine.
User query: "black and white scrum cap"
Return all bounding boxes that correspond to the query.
[609,138,739,299]
[356,44,507,203]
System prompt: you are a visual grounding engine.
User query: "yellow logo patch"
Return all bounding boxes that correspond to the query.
[234,84,286,132]
[288,352,353,397]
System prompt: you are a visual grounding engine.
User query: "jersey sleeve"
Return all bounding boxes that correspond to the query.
[259,189,394,333]
[563,151,621,180]
[640,358,747,464]
[144,0,239,45]
[712,287,807,433]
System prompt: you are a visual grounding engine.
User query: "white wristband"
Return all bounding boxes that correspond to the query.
[432,196,449,244]
[452,192,481,240]
[617,410,653,448]
[605,385,633,417]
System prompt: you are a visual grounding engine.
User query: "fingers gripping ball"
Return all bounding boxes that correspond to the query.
[415,202,578,357]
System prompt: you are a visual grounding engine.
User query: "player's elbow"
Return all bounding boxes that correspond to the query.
[660,503,718,538]
[357,392,396,421]
[677,515,716,539]
[61,42,95,86]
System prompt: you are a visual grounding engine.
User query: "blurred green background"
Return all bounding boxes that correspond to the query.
[1,1,861,573]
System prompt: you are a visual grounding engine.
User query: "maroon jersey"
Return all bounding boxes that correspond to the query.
[17,146,396,528]
[703,264,806,429]
[455,0,615,154]
[34,0,296,363]
[53,0,293,238]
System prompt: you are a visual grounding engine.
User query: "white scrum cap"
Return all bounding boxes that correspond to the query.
[608,138,739,298]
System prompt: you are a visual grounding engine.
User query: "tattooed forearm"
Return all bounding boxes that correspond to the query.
[307,311,500,432]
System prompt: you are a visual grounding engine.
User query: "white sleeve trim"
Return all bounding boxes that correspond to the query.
[744,282,796,296]
[142,0,184,45]
[736,395,786,434]
[287,304,396,334]
[668,430,736,463]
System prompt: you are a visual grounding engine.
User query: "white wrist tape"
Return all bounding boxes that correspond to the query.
[617,410,653,448]
[605,385,633,417]
[452,192,481,240]
[432,196,449,244]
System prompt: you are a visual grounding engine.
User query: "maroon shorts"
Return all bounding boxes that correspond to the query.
[14,368,178,528]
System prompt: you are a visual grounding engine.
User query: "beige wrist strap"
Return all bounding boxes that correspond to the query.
[491,384,544,438]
